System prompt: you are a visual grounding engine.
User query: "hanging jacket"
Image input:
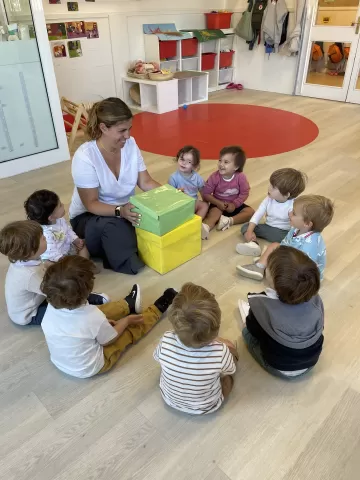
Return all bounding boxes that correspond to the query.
[262,0,289,52]
[280,0,306,56]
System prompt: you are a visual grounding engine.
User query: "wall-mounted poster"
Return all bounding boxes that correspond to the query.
[67,2,78,11]
[68,40,83,58]
[53,43,67,58]
[66,21,86,39]
[85,22,99,39]
[46,23,67,41]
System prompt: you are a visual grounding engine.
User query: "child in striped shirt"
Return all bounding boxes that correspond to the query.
[154,283,238,415]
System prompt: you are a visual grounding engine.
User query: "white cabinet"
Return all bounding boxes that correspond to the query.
[122,70,208,114]
[144,29,235,93]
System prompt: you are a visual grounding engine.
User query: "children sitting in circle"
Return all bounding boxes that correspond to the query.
[0,142,335,415]
[24,189,89,262]
[239,246,324,379]
[0,221,107,326]
[168,146,209,218]
[237,194,334,281]
[154,282,238,414]
[201,146,254,239]
[236,168,307,254]
[41,256,177,378]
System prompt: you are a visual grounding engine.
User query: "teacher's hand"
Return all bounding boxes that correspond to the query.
[120,203,141,227]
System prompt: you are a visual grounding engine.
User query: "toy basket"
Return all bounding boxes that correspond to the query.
[148,72,174,81]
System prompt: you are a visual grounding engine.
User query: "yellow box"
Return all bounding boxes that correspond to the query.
[136,215,202,274]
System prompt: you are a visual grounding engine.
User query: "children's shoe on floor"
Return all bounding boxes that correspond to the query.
[216,215,231,231]
[238,300,250,324]
[236,263,265,280]
[124,284,142,313]
[154,288,178,313]
[201,223,210,240]
[235,241,261,256]
[88,292,110,305]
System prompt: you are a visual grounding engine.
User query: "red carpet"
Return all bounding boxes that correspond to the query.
[132,104,319,159]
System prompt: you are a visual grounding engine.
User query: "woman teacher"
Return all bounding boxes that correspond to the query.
[69,97,160,274]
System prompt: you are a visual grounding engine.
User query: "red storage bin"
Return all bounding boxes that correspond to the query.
[201,52,216,71]
[181,38,198,57]
[159,40,177,59]
[205,12,233,29]
[219,51,234,68]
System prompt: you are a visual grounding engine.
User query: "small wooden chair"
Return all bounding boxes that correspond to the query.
[61,97,89,152]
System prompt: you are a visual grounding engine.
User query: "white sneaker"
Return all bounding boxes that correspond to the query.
[201,223,210,240]
[238,300,250,325]
[235,241,261,256]
[216,215,231,231]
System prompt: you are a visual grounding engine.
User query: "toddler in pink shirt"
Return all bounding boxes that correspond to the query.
[201,146,254,239]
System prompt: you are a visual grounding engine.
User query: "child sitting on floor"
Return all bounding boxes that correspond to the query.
[24,189,89,262]
[168,145,209,221]
[154,282,238,415]
[236,168,307,255]
[0,221,108,326]
[237,195,334,281]
[240,246,324,380]
[201,146,254,240]
[41,255,177,378]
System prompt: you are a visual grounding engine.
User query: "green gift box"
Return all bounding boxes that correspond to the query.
[130,184,195,236]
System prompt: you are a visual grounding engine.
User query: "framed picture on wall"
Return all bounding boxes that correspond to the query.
[66,21,86,39]
[85,22,99,39]
[53,43,67,58]
[46,23,67,41]
[68,40,83,58]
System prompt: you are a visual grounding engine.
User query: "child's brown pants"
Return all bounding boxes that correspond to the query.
[97,300,161,374]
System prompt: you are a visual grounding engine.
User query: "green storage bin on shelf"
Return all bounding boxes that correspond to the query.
[130,184,195,236]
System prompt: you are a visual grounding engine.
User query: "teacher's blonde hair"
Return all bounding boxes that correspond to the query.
[87,97,133,140]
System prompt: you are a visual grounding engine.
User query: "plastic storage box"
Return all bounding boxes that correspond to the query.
[219,51,234,68]
[159,40,177,59]
[182,38,198,57]
[205,12,233,29]
[130,184,195,236]
[201,52,216,71]
[136,215,201,274]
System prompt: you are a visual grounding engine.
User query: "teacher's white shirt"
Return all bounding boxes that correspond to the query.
[69,137,147,219]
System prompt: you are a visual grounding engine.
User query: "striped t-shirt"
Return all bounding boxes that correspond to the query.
[153,331,236,415]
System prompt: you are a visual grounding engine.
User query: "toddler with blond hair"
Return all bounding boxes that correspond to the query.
[154,282,238,415]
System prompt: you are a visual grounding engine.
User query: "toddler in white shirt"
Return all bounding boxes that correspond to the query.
[24,189,89,263]
[236,168,307,256]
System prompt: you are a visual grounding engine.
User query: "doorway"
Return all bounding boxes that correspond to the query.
[296,0,360,103]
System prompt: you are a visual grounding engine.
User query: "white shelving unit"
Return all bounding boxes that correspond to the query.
[144,28,235,93]
[122,71,208,114]
[122,77,179,114]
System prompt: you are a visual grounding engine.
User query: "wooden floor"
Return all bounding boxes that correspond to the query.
[1,90,360,480]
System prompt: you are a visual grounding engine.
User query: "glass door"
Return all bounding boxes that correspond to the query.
[345,30,360,101]
[297,0,360,102]
[0,0,69,177]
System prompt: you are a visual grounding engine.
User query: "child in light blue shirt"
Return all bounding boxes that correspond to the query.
[168,145,209,222]
[237,195,334,281]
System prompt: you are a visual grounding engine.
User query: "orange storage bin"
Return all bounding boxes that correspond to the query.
[201,52,216,71]
[159,41,177,59]
[219,51,234,68]
[182,38,198,57]
[205,12,233,29]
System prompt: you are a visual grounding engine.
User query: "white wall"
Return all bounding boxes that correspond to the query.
[43,0,226,103]
[226,0,298,95]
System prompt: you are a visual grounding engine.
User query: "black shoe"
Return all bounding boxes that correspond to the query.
[154,288,178,314]
[88,292,110,305]
[124,284,142,314]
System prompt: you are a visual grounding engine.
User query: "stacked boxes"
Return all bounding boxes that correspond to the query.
[130,184,202,274]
